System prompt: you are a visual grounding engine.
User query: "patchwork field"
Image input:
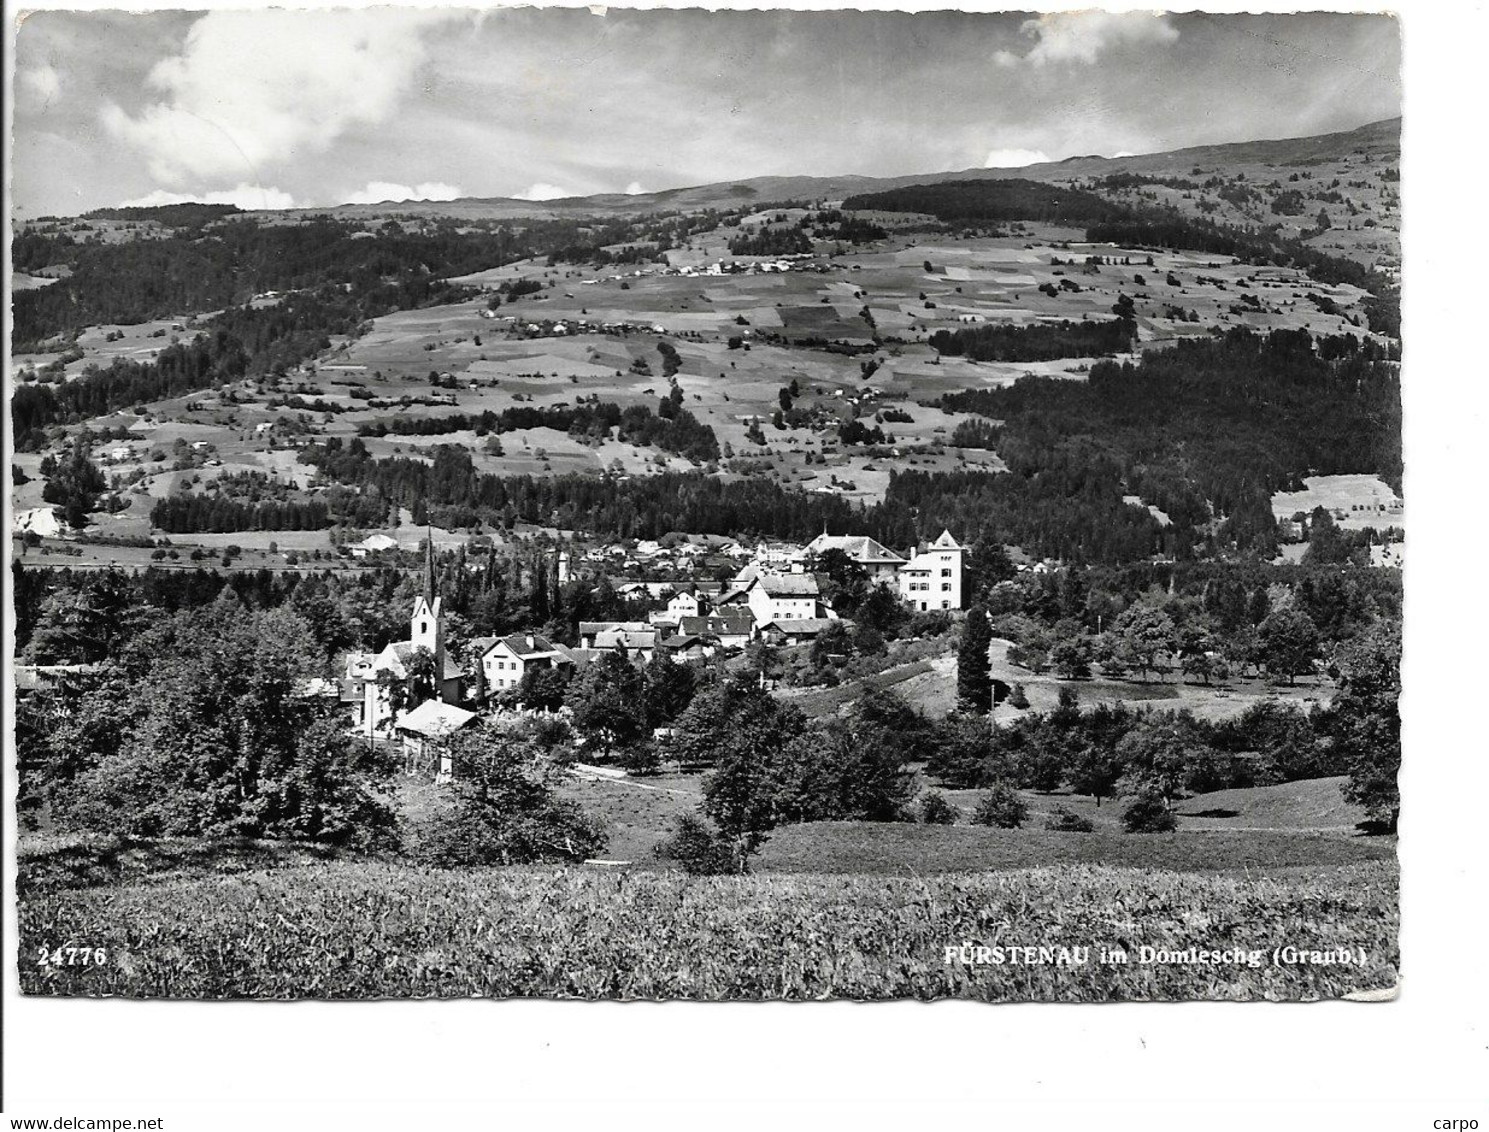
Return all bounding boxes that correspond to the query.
[15,211,1394,560]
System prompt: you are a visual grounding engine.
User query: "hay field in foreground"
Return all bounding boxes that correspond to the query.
[19,856,1396,1001]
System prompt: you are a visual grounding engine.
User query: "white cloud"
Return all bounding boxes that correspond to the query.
[996,12,1179,68]
[624,181,648,196]
[984,148,1053,168]
[514,182,572,201]
[101,10,459,185]
[342,181,463,205]
[21,64,61,103]
[119,184,297,211]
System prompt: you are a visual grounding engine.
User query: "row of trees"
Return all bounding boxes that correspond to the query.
[354,395,718,463]
[929,316,1134,363]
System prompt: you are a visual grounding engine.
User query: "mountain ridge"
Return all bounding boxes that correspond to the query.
[262,117,1399,222]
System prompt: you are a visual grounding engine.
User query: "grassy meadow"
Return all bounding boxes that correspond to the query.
[17,764,1396,1002]
[19,857,1397,1001]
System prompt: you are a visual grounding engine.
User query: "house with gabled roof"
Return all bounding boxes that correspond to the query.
[471,631,575,696]
[793,532,906,585]
[397,699,476,780]
[758,617,846,646]
[677,611,755,650]
[722,571,836,634]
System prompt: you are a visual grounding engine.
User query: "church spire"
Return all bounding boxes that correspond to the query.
[423,525,436,601]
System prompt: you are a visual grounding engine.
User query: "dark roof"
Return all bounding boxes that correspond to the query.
[678,612,753,636]
[761,617,840,635]
[753,573,821,596]
[579,620,649,635]
[481,632,563,660]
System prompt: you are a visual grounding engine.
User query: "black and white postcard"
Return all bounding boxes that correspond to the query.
[10,4,1479,1127]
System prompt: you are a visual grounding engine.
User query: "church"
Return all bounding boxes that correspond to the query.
[348,542,464,740]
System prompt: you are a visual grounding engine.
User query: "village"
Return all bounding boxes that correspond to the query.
[338,528,967,775]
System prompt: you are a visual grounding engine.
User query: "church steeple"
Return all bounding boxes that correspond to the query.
[411,528,446,697]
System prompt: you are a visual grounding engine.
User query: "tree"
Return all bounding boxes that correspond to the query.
[1017,724,1068,794]
[918,791,957,824]
[1115,715,1201,806]
[957,606,993,713]
[809,619,854,669]
[564,651,648,757]
[809,548,870,617]
[375,667,409,726]
[515,665,572,712]
[653,812,740,874]
[856,582,907,637]
[1049,623,1093,679]
[692,678,809,864]
[418,719,604,866]
[925,712,1001,788]
[25,570,149,664]
[1216,701,1322,784]
[1259,606,1320,684]
[406,645,438,706]
[1335,624,1401,832]
[964,534,1015,603]
[1069,741,1125,807]
[850,687,938,764]
[1121,782,1178,833]
[745,638,782,688]
[1112,601,1178,682]
[57,596,397,847]
[972,782,1028,828]
[17,666,134,823]
[805,723,915,823]
[642,653,697,730]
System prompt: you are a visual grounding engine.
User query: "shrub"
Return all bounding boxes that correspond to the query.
[617,741,661,776]
[1008,683,1029,709]
[971,782,1028,828]
[1044,806,1095,833]
[918,791,958,825]
[653,813,742,875]
[1122,784,1178,833]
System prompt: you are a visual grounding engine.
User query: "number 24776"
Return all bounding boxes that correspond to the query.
[36,946,108,967]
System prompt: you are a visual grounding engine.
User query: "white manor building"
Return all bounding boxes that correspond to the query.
[791,528,966,612]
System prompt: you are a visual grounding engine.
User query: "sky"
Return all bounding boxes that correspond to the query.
[10,7,1401,218]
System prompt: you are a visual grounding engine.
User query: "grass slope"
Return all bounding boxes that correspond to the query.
[19,860,1397,1001]
[755,822,1391,875]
